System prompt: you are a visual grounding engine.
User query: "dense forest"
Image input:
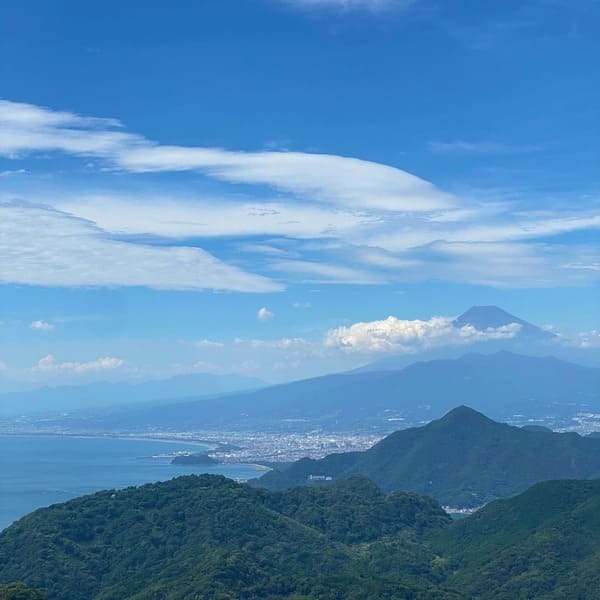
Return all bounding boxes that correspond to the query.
[0,583,45,600]
[2,474,600,598]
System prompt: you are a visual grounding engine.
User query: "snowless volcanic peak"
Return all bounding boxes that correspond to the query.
[454,306,555,340]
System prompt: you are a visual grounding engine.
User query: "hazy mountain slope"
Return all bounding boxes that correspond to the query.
[453,305,555,340]
[0,373,266,416]
[71,351,600,431]
[435,479,600,599]
[256,406,600,506]
[0,475,455,600]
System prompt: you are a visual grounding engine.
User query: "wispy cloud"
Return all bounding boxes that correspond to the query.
[30,320,54,331]
[281,0,415,12]
[54,194,375,239]
[0,169,26,177]
[0,200,281,292]
[269,259,387,284]
[1,100,454,214]
[2,99,600,290]
[293,302,312,309]
[117,148,453,213]
[195,339,226,348]
[33,354,125,374]
[428,140,543,155]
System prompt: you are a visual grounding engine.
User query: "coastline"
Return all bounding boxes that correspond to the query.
[0,431,216,449]
[0,432,272,471]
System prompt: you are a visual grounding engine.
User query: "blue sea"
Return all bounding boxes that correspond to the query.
[0,434,263,531]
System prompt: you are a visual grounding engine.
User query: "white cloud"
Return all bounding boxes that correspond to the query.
[325,315,522,353]
[55,194,375,240]
[257,307,275,321]
[418,241,600,288]
[245,337,309,349]
[191,360,223,373]
[195,339,226,348]
[554,329,600,349]
[33,354,125,373]
[30,320,54,331]
[269,259,387,284]
[117,148,454,213]
[1,99,454,215]
[0,99,143,158]
[2,99,600,290]
[0,201,281,292]
[293,302,312,309]
[428,140,542,155]
[367,210,600,251]
[0,169,26,177]
[357,247,423,269]
[239,243,296,256]
[282,0,413,11]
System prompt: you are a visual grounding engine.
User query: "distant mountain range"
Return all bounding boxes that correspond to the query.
[6,305,598,426]
[256,406,600,507]
[62,350,600,432]
[0,373,266,416]
[3,473,600,599]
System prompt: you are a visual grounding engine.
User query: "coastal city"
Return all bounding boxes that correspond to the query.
[3,409,600,467]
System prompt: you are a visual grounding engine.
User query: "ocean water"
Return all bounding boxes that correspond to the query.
[0,434,263,531]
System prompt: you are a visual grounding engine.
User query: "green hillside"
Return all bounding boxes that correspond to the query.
[435,479,600,599]
[0,474,455,600]
[257,406,600,507]
[4,474,600,598]
[0,583,45,600]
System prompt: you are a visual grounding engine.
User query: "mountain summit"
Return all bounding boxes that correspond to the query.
[256,405,600,507]
[454,305,555,340]
[354,305,559,373]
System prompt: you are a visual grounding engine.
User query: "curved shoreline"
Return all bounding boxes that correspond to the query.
[0,431,217,449]
[0,432,271,471]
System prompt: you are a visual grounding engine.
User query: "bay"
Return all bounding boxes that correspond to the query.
[0,434,263,530]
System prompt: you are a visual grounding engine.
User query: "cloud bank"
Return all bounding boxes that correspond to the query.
[0,201,280,292]
[325,316,522,353]
[1,99,600,290]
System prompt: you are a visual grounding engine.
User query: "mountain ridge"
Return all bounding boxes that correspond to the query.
[57,350,600,432]
[256,406,600,506]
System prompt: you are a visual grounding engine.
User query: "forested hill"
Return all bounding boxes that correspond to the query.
[433,479,600,599]
[256,406,600,507]
[4,475,600,599]
[0,475,455,600]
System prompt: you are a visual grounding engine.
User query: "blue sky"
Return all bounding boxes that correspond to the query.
[1,0,599,389]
